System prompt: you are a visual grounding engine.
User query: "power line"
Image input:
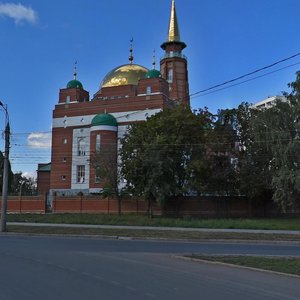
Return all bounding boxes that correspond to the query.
[190,51,300,97]
[191,61,300,98]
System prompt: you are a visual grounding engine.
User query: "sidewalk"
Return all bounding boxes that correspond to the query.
[8,222,300,235]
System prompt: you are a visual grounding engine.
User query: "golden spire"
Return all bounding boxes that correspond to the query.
[129,38,134,64]
[167,0,180,42]
[73,61,77,80]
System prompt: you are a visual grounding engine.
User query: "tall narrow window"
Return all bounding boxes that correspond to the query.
[96,134,101,153]
[95,167,100,183]
[66,95,71,103]
[78,137,86,156]
[77,165,85,183]
[146,86,151,95]
[167,69,173,83]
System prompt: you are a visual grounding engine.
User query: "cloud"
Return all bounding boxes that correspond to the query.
[27,132,51,148]
[0,3,37,24]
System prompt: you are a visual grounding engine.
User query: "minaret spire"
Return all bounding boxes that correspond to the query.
[160,0,189,107]
[161,0,186,50]
[167,0,180,42]
[129,38,134,65]
[73,61,77,80]
[152,50,156,70]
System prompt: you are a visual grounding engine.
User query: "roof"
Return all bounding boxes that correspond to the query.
[37,163,51,172]
[67,79,83,89]
[91,113,118,127]
[101,64,148,88]
[145,69,162,79]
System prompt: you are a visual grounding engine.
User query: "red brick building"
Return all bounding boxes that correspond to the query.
[36,163,51,195]
[43,0,190,198]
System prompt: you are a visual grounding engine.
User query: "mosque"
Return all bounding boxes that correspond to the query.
[37,0,190,196]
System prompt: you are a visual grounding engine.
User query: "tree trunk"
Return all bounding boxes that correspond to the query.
[118,197,121,216]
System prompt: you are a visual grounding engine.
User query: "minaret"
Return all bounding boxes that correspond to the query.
[160,0,189,107]
[58,62,90,104]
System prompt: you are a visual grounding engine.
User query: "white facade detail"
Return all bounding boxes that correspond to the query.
[52,108,162,128]
[90,125,117,132]
[71,128,90,190]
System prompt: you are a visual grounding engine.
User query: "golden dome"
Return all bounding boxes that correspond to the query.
[101,64,149,88]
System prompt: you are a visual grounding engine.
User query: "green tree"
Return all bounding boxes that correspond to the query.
[269,73,300,210]
[205,109,240,195]
[11,172,37,196]
[92,143,123,215]
[120,107,209,215]
[239,72,300,211]
[237,103,274,206]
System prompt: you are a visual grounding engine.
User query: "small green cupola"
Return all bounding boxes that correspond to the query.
[91,113,118,127]
[66,62,84,89]
[145,69,162,79]
[67,79,83,89]
[145,50,162,79]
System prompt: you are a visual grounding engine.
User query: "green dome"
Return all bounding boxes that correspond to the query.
[91,113,117,127]
[145,69,162,79]
[67,79,83,89]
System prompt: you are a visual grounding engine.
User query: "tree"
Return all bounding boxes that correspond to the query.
[237,103,274,206]
[239,72,300,211]
[268,73,300,210]
[92,143,123,215]
[204,108,240,195]
[11,172,37,196]
[120,107,209,215]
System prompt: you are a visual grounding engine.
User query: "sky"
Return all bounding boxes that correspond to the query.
[1,0,300,177]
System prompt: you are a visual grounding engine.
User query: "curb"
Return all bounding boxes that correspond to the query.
[175,255,300,279]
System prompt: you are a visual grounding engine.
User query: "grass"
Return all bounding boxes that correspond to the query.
[189,255,300,276]
[6,225,300,241]
[6,213,300,231]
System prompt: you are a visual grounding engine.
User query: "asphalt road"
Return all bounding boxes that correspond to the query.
[0,235,299,300]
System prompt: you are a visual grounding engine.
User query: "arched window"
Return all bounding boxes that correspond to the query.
[77,137,86,156]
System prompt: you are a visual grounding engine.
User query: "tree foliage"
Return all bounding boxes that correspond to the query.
[92,143,123,215]
[11,172,37,196]
[118,72,300,213]
[120,107,209,208]
[239,72,300,210]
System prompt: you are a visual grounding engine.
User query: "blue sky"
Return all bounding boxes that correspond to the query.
[1,0,300,176]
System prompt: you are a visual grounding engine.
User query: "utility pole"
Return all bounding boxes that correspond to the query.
[0,102,10,232]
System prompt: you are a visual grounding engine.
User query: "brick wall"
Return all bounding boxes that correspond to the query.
[2,194,284,217]
[52,195,160,214]
[51,195,273,217]
[2,195,46,213]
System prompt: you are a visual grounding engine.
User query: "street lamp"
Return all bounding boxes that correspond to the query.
[0,101,10,232]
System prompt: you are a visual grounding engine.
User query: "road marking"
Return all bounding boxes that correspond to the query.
[145,292,157,298]
[110,280,121,286]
